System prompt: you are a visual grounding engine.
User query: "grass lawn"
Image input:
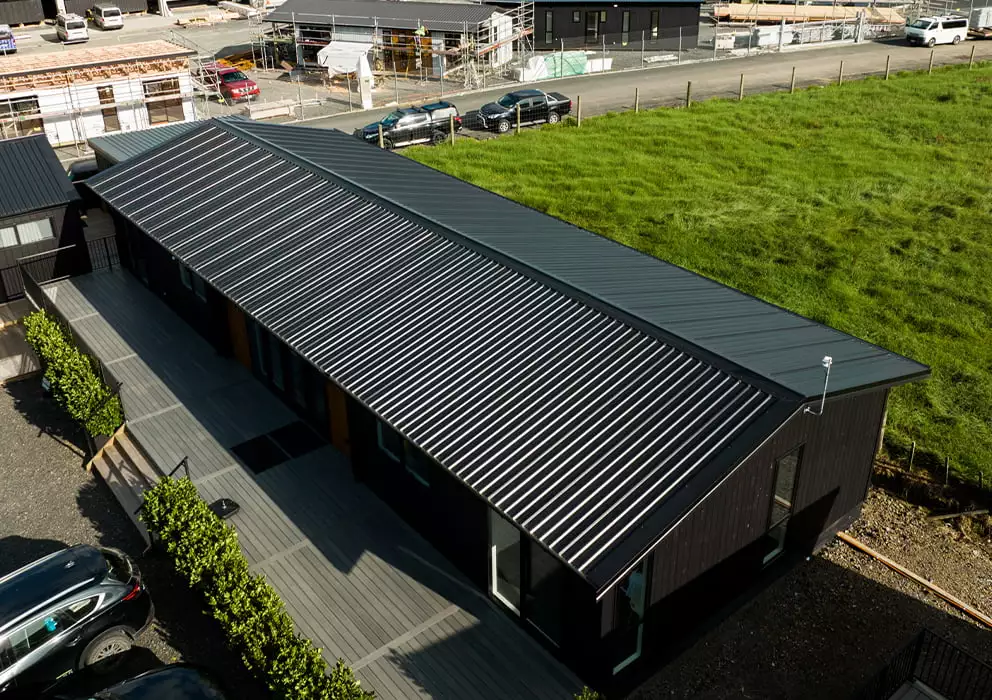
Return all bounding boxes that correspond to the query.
[407,64,992,482]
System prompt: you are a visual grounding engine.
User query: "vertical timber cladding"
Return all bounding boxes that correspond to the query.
[226,300,252,371]
[647,388,889,606]
[325,381,350,457]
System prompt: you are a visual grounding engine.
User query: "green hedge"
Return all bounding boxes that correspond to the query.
[140,476,373,700]
[22,309,123,437]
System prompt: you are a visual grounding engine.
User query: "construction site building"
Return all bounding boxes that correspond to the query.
[0,41,198,148]
[264,0,534,88]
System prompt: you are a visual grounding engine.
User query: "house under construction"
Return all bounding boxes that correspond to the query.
[264,0,534,88]
[0,41,198,148]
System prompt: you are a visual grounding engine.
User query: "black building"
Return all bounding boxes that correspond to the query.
[495,0,702,51]
[83,117,928,691]
[0,135,85,302]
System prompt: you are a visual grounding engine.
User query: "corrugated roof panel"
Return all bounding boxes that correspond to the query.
[86,119,786,590]
[0,135,79,219]
[234,120,927,398]
[267,0,499,29]
[88,122,201,166]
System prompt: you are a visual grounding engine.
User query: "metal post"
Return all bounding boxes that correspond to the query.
[449,114,455,145]
[713,28,718,59]
[885,54,891,80]
[738,73,744,101]
[602,36,606,72]
[393,63,399,105]
[838,60,844,85]
[347,73,353,111]
[944,456,950,485]
[297,72,304,119]
[790,66,796,93]
[576,94,582,127]
[634,87,639,112]
[378,122,384,148]
[440,60,444,97]
[685,81,692,107]
[561,38,565,77]
[515,103,521,134]
[678,26,682,64]
[908,441,916,472]
[969,45,976,69]
[641,30,645,67]
[928,49,934,74]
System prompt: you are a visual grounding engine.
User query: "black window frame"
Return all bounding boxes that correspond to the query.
[572,10,580,22]
[622,10,630,46]
[650,10,659,39]
[545,9,553,44]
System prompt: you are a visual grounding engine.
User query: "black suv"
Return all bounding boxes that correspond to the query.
[476,89,572,133]
[0,546,154,696]
[53,664,228,699]
[355,101,463,149]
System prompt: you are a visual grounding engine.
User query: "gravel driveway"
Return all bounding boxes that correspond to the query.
[0,379,268,699]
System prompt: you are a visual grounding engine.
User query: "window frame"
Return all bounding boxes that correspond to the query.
[545,9,553,44]
[142,77,184,125]
[376,419,403,462]
[621,10,630,46]
[97,85,120,133]
[0,95,43,139]
[650,10,660,39]
[572,10,580,22]
[599,10,607,22]
[0,218,54,249]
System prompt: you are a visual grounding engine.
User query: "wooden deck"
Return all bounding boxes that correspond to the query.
[42,269,581,700]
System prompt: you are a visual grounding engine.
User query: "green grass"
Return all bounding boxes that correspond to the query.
[407,64,992,483]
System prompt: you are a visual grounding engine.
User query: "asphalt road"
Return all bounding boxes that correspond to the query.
[307,38,992,134]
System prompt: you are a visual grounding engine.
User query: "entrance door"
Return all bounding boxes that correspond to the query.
[763,446,803,564]
[585,11,599,43]
[490,510,522,614]
[612,559,648,674]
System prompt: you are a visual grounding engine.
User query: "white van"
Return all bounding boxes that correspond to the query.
[55,13,90,43]
[89,3,124,30]
[906,15,969,47]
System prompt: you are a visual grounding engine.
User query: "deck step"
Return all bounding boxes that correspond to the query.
[117,429,164,484]
[93,450,150,545]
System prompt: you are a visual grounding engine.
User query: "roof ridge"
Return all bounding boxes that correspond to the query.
[213,117,796,400]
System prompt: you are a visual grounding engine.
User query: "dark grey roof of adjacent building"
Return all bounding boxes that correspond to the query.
[88,122,201,166]
[267,0,500,29]
[85,117,926,592]
[0,135,80,219]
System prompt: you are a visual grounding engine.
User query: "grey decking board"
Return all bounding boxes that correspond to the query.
[433,613,522,698]
[358,657,423,700]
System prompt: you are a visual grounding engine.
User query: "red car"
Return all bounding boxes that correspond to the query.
[202,62,260,103]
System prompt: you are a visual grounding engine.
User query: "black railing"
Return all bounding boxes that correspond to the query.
[855,629,992,700]
[86,235,119,272]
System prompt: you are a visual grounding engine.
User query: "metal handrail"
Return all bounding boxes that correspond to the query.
[15,244,78,264]
[168,456,190,479]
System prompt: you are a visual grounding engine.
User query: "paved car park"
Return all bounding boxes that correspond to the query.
[0,379,267,699]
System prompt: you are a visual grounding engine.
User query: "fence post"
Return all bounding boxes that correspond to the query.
[641,30,645,67]
[393,63,399,105]
[790,66,796,94]
[634,86,639,112]
[713,28,718,60]
[440,60,445,97]
[838,60,844,85]
[885,54,891,80]
[908,441,916,473]
[561,38,565,77]
[449,113,455,146]
[945,456,950,485]
[377,122,384,148]
[678,25,682,64]
[928,49,934,75]
[515,103,521,134]
[685,80,692,108]
[603,36,607,72]
[576,94,582,127]
[969,45,976,69]
[738,73,744,101]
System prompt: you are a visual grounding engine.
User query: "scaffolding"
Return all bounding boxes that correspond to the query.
[259,3,535,91]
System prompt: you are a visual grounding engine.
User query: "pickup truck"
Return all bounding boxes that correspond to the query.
[354,101,463,149]
[476,89,572,133]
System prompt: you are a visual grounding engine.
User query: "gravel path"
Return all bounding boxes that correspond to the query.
[632,489,992,700]
[0,380,268,699]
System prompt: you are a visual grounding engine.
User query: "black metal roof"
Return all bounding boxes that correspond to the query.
[0,545,106,631]
[266,0,501,29]
[85,118,926,593]
[0,135,80,219]
[88,122,201,166]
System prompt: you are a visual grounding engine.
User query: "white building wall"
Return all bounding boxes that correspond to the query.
[5,70,195,148]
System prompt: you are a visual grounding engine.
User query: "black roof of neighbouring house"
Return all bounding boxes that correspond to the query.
[88,122,201,167]
[266,0,501,29]
[85,117,927,593]
[0,135,80,219]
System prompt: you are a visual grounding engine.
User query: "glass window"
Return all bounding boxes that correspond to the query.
[651,10,659,39]
[268,332,285,390]
[179,264,192,290]
[403,440,430,487]
[600,10,607,21]
[0,226,17,248]
[572,10,580,22]
[191,273,207,302]
[9,615,60,659]
[143,78,184,125]
[763,445,803,564]
[17,219,53,244]
[622,10,630,46]
[545,10,553,44]
[490,510,522,613]
[612,558,648,673]
[57,597,99,626]
[0,636,13,671]
[377,419,403,462]
[98,85,120,133]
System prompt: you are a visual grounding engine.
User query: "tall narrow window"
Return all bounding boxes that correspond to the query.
[763,446,803,564]
[572,10,580,22]
[376,419,403,462]
[490,510,522,614]
[612,558,649,674]
[143,78,184,125]
[650,10,660,40]
[268,333,285,390]
[545,10,553,44]
[622,11,630,46]
[97,86,119,132]
[179,264,192,290]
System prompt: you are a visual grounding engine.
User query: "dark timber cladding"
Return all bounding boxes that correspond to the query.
[266,0,499,28]
[84,117,928,595]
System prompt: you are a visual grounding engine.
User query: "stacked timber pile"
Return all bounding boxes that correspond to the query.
[712,3,906,24]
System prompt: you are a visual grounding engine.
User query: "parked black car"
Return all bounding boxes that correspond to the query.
[0,546,154,696]
[476,89,572,133]
[354,101,462,149]
[54,664,228,700]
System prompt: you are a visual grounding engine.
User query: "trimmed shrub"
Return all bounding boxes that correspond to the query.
[22,309,123,437]
[575,688,603,700]
[140,476,373,700]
